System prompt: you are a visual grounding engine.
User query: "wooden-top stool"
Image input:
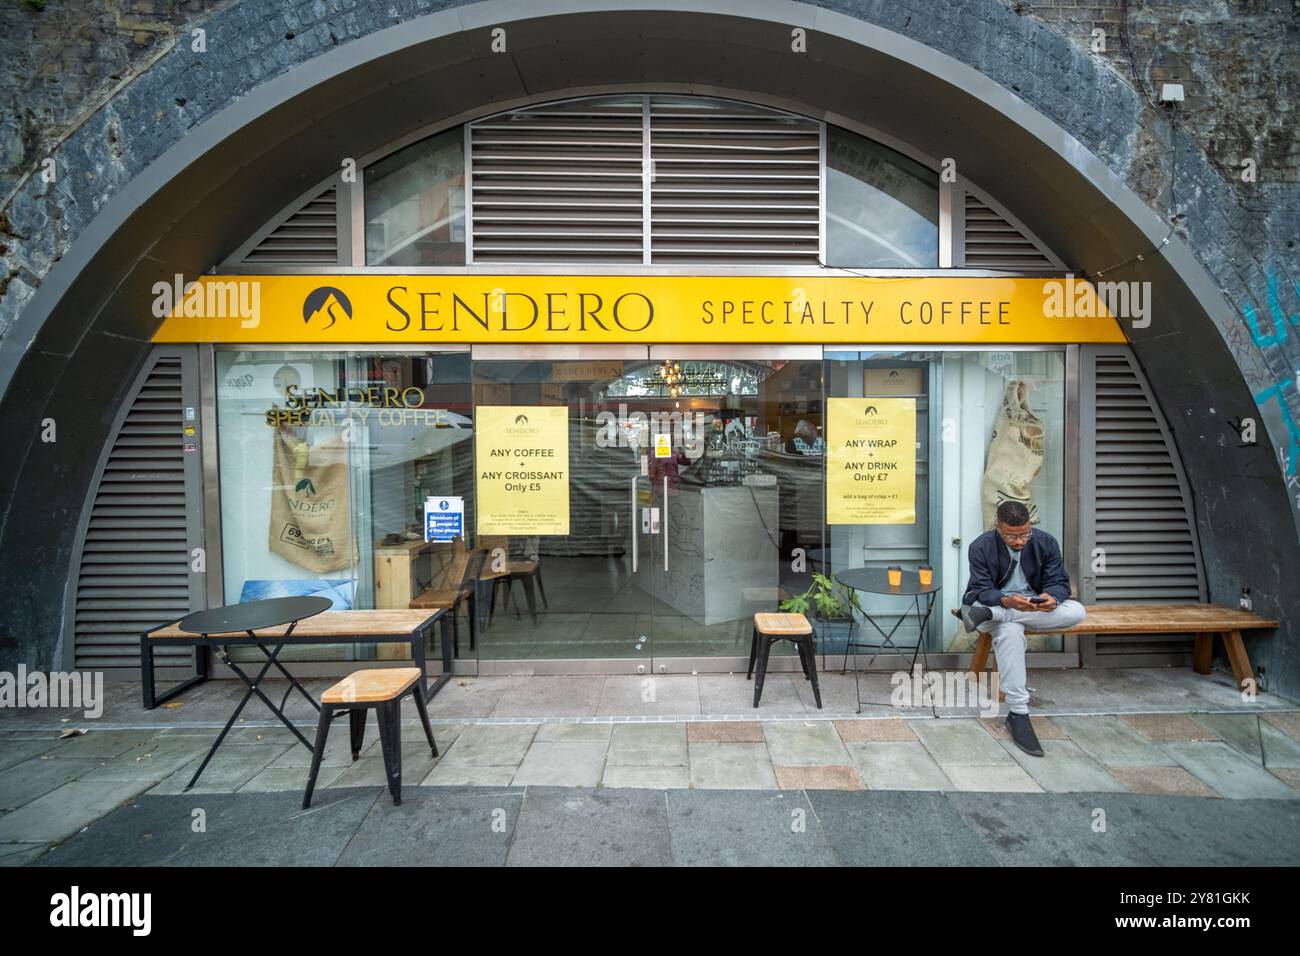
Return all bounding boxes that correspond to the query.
[302,667,438,809]
[748,612,822,709]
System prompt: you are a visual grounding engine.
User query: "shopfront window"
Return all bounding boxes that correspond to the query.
[215,349,473,661]
[825,127,939,269]
[364,128,466,266]
[823,349,1066,655]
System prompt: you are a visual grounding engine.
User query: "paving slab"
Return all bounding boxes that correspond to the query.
[600,764,690,789]
[689,741,778,790]
[1192,713,1300,768]
[910,719,1014,767]
[944,765,1043,793]
[599,676,701,716]
[946,792,1159,866]
[1120,713,1221,741]
[148,743,289,795]
[241,765,340,793]
[607,723,688,767]
[1070,793,1300,866]
[436,724,537,767]
[762,721,851,766]
[1190,713,1271,763]
[1162,741,1300,800]
[686,721,765,742]
[1270,768,1300,792]
[32,789,379,867]
[1262,712,1300,741]
[0,757,103,811]
[81,738,211,783]
[666,789,832,865]
[1106,765,1219,798]
[489,676,605,717]
[999,739,1128,793]
[533,722,612,742]
[424,677,513,718]
[833,718,917,742]
[420,764,517,787]
[773,765,864,790]
[846,741,953,791]
[0,843,49,867]
[506,787,671,866]
[0,737,60,771]
[0,777,153,844]
[337,787,523,866]
[511,741,607,787]
[37,729,154,760]
[1052,716,1177,767]
[699,673,804,714]
[809,790,997,866]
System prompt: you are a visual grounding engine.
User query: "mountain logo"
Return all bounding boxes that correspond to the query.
[302,287,353,330]
[865,405,878,416]
[515,414,529,425]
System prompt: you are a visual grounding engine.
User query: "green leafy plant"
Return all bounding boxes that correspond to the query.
[779,572,862,621]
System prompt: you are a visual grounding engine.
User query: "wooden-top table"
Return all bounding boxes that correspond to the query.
[142,608,452,710]
[142,605,451,792]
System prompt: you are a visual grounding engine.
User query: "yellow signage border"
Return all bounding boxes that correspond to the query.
[151,274,1128,345]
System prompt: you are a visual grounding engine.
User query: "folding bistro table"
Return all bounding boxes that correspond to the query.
[834,568,941,715]
[140,598,449,791]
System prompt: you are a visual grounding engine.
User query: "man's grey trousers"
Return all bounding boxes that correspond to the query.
[974,600,1087,714]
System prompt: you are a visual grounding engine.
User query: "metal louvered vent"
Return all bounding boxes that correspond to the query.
[649,97,821,264]
[470,98,645,262]
[240,185,339,264]
[962,193,1057,270]
[72,351,201,672]
[1080,347,1206,666]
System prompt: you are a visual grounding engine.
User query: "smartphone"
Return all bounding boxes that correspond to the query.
[1029,596,1049,604]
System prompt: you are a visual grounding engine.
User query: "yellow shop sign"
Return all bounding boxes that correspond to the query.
[151,275,1127,345]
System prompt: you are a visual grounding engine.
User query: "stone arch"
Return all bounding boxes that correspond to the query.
[0,0,1294,686]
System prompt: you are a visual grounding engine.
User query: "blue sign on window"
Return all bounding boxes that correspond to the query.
[424,496,464,542]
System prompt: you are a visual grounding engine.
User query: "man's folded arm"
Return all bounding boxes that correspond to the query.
[966,541,1005,607]
[1038,538,1073,603]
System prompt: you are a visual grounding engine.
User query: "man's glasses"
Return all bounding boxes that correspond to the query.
[997,528,1033,543]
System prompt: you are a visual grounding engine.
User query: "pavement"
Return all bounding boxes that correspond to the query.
[2,668,1299,866]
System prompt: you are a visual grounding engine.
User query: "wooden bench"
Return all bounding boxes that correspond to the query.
[969,604,1279,696]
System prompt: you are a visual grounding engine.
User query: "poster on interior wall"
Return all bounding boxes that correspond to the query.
[826,397,917,524]
[268,428,353,572]
[475,406,570,535]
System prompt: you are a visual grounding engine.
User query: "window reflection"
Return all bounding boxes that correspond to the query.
[826,127,939,268]
[365,128,466,266]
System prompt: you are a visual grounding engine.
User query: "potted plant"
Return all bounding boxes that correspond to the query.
[779,572,862,656]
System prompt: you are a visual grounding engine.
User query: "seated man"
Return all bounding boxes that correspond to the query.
[954,500,1086,757]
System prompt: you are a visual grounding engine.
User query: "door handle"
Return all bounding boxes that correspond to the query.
[630,476,638,573]
[663,476,669,571]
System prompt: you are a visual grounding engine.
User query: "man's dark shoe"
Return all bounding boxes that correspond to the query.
[954,604,993,633]
[1006,712,1044,757]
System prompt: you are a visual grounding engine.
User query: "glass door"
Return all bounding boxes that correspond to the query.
[471,353,654,669]
[638,350,825,672]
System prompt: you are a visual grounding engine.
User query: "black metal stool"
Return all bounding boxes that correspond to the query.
[302,667,438,809]
[747,612,822,709]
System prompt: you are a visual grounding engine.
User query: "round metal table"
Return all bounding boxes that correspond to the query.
[175,596,332,790]
[175,595,331,636]
[833,568,942,714]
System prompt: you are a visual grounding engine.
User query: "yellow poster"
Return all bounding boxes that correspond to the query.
[827,397,917,524]
[476,406,570,535]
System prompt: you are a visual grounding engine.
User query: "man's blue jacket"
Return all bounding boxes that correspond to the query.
[962,528,1073,607]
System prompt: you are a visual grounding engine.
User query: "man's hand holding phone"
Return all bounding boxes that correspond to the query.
[1000,595,1040,612]
[1031,593,1058,611]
